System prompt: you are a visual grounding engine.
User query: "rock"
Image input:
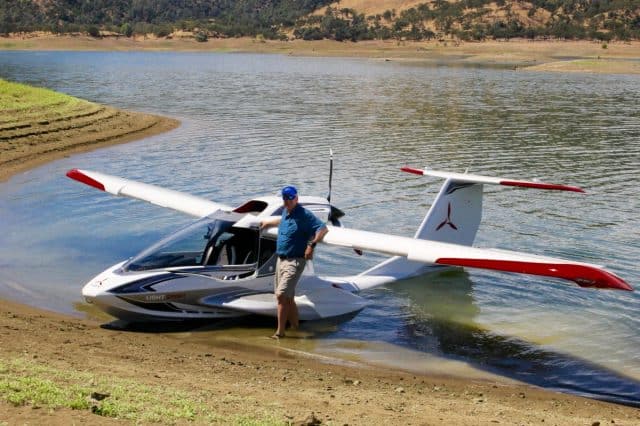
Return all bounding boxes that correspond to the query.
[592,422,601,426]
[297,412,322,425]
[90,391,110,401]
[395,387,405,393]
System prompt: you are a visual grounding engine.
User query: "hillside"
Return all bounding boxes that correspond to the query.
[1,0,639,41]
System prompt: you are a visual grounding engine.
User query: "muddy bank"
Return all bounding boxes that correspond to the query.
[2,299,639,424]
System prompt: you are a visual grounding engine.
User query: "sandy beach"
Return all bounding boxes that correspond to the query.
[2,299,639,425]
[1,42,640,424]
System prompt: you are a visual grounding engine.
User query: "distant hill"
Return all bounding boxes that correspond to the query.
[0,0,333,39]
[2,0,639,41]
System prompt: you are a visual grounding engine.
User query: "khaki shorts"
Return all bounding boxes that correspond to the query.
[275,257,306,298]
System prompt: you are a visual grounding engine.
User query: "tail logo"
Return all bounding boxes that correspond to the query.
[436,203,458,231]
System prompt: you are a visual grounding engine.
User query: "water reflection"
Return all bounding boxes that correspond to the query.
[394,270,640,407]
[84,267,640,407]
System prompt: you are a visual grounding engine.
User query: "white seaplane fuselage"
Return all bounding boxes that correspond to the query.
[81,196,415,322]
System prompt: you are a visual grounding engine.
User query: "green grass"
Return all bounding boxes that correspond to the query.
[0,358,285,424]
[0,79,80,111]
[0,79,94,128]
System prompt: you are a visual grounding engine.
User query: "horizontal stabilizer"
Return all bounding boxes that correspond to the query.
[401,167,585,193]
[67,169,231,217]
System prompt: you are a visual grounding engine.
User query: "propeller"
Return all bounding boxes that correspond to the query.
[326,149,362,255]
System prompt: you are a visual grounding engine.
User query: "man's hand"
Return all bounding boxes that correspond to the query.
[304,245,314,260]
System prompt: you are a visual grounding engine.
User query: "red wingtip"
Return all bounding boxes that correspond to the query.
[500,180,585,193]
[400,166,424,176]
[435,258,633,291]
[66,169,105,191]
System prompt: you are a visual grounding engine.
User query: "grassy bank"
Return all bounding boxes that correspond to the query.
[0,78,179,181]
[0,357,281,424]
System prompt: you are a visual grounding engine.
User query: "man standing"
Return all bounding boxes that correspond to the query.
[261,185,328,339]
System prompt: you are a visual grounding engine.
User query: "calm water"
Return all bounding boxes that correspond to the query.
[1,51,639,405]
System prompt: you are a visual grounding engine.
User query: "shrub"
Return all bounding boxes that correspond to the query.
[86,25,101,38]
[121,23,133,37]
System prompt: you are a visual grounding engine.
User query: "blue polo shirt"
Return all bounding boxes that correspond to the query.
[276,204,326,258]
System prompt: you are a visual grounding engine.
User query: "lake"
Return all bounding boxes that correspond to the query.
[0,50,638,405]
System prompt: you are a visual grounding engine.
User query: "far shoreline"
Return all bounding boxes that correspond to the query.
[2,33,640,74]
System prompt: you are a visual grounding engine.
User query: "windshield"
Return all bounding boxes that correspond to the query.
[123,211,257,272]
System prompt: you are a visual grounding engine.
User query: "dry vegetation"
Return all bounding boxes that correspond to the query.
[319,0,428,16]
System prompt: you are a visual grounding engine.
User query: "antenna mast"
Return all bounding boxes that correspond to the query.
[327,148,333,202]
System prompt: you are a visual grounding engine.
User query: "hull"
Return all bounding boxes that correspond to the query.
[82,261,369,323]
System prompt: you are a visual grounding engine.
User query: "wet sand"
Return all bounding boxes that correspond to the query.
[1,43,640,423]
[2,299,639,424]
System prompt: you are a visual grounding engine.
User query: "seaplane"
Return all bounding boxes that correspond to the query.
[66,164,632,323]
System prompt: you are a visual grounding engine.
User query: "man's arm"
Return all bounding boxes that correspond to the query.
[260,217,281,229]
[304,225,328,260]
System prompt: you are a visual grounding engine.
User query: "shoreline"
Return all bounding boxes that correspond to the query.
[2,298,639,424]
[2,34,640,74]
[0,113,179,182]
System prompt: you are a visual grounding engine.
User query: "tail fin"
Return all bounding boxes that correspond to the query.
[358,167,584,282]
[413,178,483,246]
[403,165,584,246]
[359,177,483,280]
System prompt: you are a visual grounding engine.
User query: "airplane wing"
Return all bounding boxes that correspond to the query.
[67,169,231,217]
[262,226,632,291]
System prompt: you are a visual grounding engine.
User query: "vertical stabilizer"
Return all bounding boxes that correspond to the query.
[357,178,483,282]
[414,179,483,245]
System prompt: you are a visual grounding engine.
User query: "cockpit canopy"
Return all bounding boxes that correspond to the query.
[120,198,340,273]
[123,211,267,272]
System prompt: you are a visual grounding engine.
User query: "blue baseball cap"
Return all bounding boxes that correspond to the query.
[281,186,298,200]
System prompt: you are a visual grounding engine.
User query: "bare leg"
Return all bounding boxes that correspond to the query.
[288,297,299,330]
[274,294,288,337]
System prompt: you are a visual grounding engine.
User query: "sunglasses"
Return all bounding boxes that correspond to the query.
[282,194,296,201]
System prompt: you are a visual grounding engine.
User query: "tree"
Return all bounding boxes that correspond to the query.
[195,30,208,42]
[121,23,133,37]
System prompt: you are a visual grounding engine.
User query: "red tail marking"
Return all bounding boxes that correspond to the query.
[435,258,632,291]
[66,169,105,191]
[400,166,424,176]
[500,180,585,193]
